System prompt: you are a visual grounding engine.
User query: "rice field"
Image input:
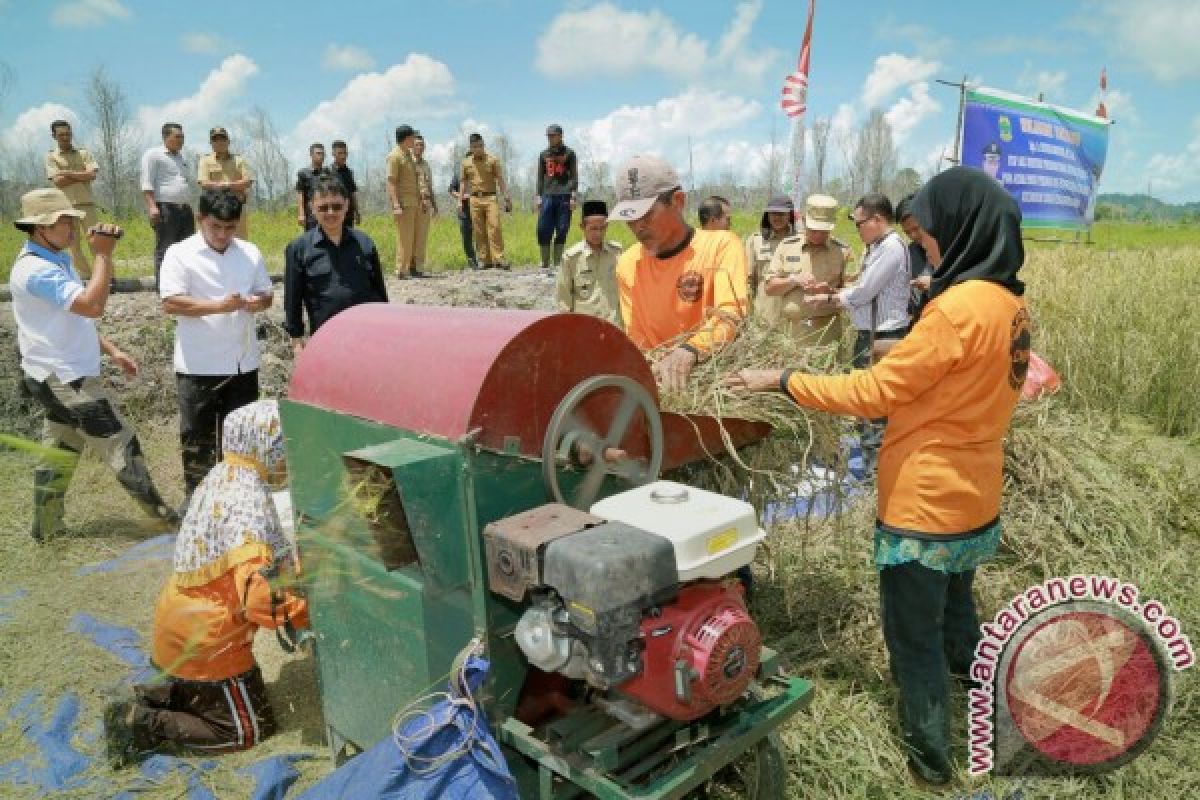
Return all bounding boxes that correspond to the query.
[0,216,1196,798]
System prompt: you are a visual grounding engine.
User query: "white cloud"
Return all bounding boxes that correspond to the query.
[1098,0,1200,81]
[2,102,79,150]
[136,54,259,137]
[51,0,129,27]
[861,53,939,109]
[1017,65,1068,101]
[323,44,375,72]
[885,82,941,144]
[286,54,461,161]
[573,88,762,179]
[536,2,779,85]
[1144,116,1200,199]
[181,32,225,54]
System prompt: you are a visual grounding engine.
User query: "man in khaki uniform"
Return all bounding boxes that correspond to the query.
[387,124,425,278]
[755,194,852,347]
[556,200,623,327]
[460,132,510,269]
[412,133,437,275]
[196,127,254,239]
[44,120,99,277]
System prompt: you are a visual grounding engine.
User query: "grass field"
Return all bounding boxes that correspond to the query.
[0,217,1197,797]
[3,207,1199,281]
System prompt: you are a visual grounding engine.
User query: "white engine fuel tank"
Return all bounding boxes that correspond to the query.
[590,481,764,581]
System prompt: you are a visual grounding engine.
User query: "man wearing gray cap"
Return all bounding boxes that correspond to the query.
[535,124,578,270]
[610,154,748,390]
[9,189,177,541]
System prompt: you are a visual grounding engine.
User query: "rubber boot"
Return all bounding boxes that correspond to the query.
[32,464,70,542]
[115,438,181,526]
[551,243,565,270]
[539,244,551,269]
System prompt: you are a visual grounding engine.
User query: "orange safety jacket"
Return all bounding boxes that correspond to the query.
[152,555,309,682]
[784,280,1029,537]
[617,229,748,355]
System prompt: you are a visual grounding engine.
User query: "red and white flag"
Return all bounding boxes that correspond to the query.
[780,1,815,119]
[1095,67,1108,119]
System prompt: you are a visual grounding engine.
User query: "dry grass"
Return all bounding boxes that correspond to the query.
[0,241,1197,798]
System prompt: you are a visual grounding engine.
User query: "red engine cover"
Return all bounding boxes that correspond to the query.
[619,581,761,721]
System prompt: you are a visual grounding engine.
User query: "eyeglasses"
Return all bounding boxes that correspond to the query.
[315,203,346,213]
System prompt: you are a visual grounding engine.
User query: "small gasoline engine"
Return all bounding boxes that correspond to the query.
[488,484,765,724]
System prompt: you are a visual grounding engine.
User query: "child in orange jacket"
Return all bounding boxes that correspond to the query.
[104,399,308,766]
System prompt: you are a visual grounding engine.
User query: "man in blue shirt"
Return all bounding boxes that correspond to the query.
[9,188,177,541]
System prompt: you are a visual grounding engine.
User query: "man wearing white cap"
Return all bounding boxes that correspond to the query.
[9,189,177,541]
[610,154,748,390]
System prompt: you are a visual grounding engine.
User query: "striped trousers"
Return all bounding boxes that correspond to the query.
[130,666,276,754]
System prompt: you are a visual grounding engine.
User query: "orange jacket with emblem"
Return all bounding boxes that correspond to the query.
[785,280,1029,536]
[152,555,309,681]
[616,229,748,354]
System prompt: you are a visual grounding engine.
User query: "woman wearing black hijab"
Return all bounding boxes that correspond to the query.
[727,167,1029,785]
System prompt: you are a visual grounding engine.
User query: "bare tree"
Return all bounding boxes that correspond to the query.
[755,118,786,200]
[83,66,142,217]
[811,116,831,192]
[242,106,291,211]
[852,110,898,197]
[890,167,922,201]
[489,130,525,209]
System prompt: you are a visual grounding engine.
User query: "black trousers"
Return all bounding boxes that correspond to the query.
[457,211,478,266]
[176,370,259,494]
[153,202,195,286]
[131,667,276,754]
[879,561,981,783]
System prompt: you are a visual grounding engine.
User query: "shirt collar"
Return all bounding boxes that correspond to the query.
[23,241,72,269]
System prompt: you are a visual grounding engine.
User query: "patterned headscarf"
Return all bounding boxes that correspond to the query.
[172,400,293,587]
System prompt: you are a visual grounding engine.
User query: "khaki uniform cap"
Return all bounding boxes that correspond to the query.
[804,194,838,231]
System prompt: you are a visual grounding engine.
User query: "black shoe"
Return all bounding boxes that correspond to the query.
[411,269,431,278]
[495,263,511,271]
[104,701,135,769]
[468,261,481,270]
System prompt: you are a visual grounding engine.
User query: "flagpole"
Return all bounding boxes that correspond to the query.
[781,0,815,213]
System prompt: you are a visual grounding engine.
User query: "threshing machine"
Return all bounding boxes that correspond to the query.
[281,304,813,799]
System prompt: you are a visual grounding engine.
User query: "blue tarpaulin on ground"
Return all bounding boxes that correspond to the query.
[297,655,517,800]
[1,610,312,799]
[762,436,867,526]
[77,532,176,575]
[0,691,90,792]
[0,588,28,624]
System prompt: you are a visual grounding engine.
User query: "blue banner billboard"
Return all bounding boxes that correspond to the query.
[961,87,1112,231]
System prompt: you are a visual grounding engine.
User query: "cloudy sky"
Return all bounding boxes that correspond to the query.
[2,0,1198,201]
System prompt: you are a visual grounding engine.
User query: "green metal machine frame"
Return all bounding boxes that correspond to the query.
[281,398,813,798]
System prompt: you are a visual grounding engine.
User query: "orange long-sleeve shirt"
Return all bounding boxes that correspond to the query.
[785,280,1029,536]
[152,555,310,681]
[617,229,747,355]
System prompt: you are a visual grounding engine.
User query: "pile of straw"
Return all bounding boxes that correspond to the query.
[652,320,855,508]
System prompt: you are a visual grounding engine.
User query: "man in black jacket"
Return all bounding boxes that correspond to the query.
[535,124,578,270]
[284,175,388,355]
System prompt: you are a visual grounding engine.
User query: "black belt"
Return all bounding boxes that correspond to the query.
[470,191,496,197]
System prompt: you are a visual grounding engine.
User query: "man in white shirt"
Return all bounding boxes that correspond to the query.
[141,122,195,287]
[9,189,176,541]
[160,189,273,499]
